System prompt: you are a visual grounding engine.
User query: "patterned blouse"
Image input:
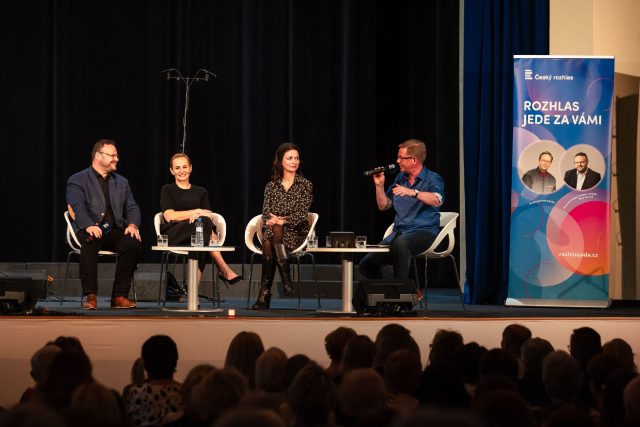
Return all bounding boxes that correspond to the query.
[124,381,183,426]
[261,174,313,251]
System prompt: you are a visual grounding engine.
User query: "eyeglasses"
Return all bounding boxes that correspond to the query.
[99,151,120,159]
[397,155,415,161]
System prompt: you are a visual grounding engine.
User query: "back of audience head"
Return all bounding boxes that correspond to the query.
[68,382,123,427]
[129,357,146,387]
[375,323,421,369]
[624,375,640,426]
[521,337,554,374]
[342,335,376,373]
[324,327,357,364]
[287,363,336,426]
[30,345,61,384]
[472,390,535,427]
[542,350,582,403]
[457,342,487,385]
[51,336,85,353]
[473,374,520,398]
[255,347,287,393]
[214,408,285,427]
[418,362,470,408]
[569,327,601,367]
[478,348,519,382]
[187,368,247,424]
[284,354,312,389]
[602,338,636,371]
[338,368,389,421]
[141,335,178,380]
[34,349,93,410]
[587,352,624,401]
[181,364,217,404]
[224,331,264,389]
[428,329,464,367]
[384,349,422,397]
[501,324,532,359]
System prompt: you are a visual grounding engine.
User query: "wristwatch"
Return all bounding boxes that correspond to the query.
[412,189,420,198]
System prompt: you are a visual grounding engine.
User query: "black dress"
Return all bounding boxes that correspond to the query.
[160,183,214,271]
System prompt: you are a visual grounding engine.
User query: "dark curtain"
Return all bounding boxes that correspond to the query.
[0,0,459,276]
[463,0,549,304]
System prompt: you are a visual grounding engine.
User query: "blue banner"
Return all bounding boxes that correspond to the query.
[508,56,614,307]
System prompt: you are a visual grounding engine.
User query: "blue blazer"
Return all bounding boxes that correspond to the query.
[66,167,141,233]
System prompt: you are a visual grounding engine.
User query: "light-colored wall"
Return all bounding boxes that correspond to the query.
[550,0,640,77]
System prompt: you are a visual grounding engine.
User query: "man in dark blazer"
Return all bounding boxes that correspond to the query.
[66,139,142,309]
[563,152,601,190]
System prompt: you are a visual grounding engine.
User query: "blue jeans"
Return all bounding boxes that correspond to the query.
[358,229,436,280]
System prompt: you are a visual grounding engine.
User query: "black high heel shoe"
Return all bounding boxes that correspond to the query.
[217,272,243,287]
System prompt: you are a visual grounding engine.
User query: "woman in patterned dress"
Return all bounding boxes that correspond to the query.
[252,143,313,310]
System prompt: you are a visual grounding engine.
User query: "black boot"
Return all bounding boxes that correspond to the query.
[252,256,275,310]
[275,243,295,297]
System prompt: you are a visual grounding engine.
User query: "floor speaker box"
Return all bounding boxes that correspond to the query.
[353,279,418,315]
[0,274,46,314]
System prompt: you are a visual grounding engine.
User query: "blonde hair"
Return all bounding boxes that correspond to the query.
[170,152,192,167]
[398,139,427,163]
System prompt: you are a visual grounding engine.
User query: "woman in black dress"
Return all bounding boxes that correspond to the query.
[160,153,241,287]
[252,143,313,310]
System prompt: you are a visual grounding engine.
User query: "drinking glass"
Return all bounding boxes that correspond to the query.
[355,235,367,248]
[157,235,168,247]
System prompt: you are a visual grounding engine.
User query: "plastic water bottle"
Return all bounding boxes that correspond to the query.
[195,218,204,247]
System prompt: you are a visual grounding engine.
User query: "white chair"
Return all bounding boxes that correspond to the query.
[62,211,136,305]
[244,213,320,309]
[154,212,227,307]
[384,212,463,309]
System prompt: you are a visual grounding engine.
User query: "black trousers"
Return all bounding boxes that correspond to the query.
[76,228,142,296]
[165,218,214,272]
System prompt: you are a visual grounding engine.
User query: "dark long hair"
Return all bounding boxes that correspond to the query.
[271,142,302,182]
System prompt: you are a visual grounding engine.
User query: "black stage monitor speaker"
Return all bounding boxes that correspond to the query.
[330,231,355,248]
[0,274,47,314]
[353,279,418,316]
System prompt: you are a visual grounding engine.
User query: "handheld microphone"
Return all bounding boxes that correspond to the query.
[363,164,398,176]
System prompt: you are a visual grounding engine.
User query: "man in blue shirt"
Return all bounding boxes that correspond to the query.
[359,139,444,280]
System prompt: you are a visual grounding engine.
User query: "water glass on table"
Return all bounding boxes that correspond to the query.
[210,231,222,246]
[157,234,168,247]
[307,235,318,248]
[190,235,198,247]
[355,235,367,248]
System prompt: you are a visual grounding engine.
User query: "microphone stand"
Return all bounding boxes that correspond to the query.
[161,68,217,153]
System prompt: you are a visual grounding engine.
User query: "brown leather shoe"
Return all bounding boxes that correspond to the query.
[110,296,137,309]
[83,294,97,310]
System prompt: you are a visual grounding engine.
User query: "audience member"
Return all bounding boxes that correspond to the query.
[0,402,67,427]
[283,354,312,389]
[456,342,488,397]
[541,403,595,427]
[602,338,636,372]
[540,351,583,424]
[338,368,396,427]
[374,324,421,372]
[393,407,482,427]
[123,335,182,426]
[520,337,554,407]
[285,363,336,427]
[324,327,357,380]
[501,324,532,376]
[342,335,376,375]
[428,329,464,368]
[384,350,421,415]
[33,348,93,411]
[121,357,146,400]
[51,336,85,353]
[68,382,125,427]
[164,364,218,425]
[417,362,470,408]
[19,345,61,404]
[569,327,602,406]
[176,368,246,427]
[224,331,264,389]
[255,347,288,396]
[478,349,519,384]
[623,375,640,426]
[472,390,535,427]
[600,369,638,427]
